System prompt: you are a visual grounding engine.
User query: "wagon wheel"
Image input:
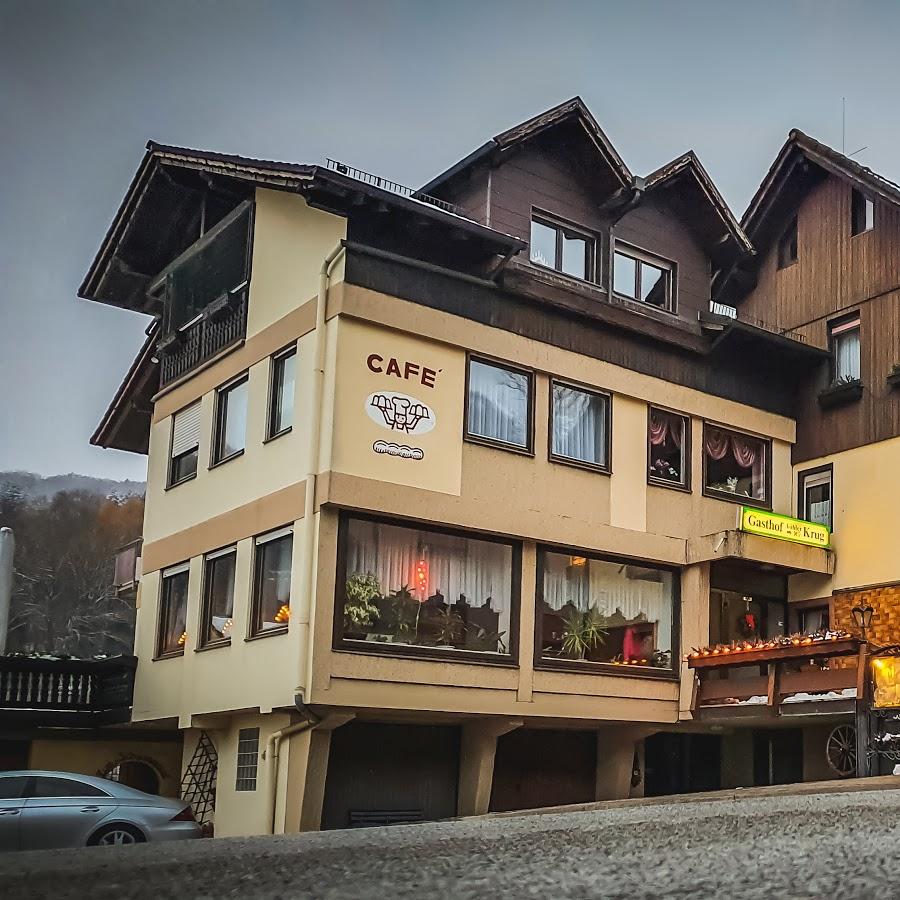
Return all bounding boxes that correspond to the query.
[826,724,857,778]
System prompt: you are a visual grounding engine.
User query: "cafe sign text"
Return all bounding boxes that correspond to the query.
[739,507,830,549]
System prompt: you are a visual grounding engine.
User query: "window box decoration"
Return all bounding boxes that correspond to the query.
[887,364,900,389]
[817,377,863,409]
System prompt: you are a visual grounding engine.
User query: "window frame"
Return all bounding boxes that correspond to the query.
[828,313,861,384]
[155,561,190,660]
[332,511,522,667]
[798,463,834,532]
[851,188,875,236]
[167,401,201,489]
[701,421,773,510]
[529,212,595,282]
[777,217,798,269]
[611,241,676,314]
[266,345,297,442]
[548,379,612,474]
[464,354,535,456]
[197,545,238,650]
[235,727,260,792]
[210,373,249,468]
[533,544,680,680]
[248,526,293,640]
[647,406,692,492]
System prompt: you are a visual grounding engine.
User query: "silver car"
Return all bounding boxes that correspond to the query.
[0,771,201,850]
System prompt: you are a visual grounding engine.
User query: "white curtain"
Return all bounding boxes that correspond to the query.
[542,553,673,643]
[468,361,528,446]
[835,330,860,380]
[347,519,512,616]
[552,385,607,464]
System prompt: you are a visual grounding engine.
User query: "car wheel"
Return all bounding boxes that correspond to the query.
[88,824,146,847]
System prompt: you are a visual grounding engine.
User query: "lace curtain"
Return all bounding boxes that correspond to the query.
[468,361,529,447]
[552,385,607,464]
[542,553,673,635]
[346,519,513,614]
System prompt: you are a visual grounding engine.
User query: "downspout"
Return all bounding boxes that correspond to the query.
[263,701,320,835]
[296,241,345,697]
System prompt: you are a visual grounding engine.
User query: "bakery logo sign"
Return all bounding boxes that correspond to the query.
[366,391,435,462]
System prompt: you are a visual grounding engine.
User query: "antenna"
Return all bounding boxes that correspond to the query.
[842,96,846,154]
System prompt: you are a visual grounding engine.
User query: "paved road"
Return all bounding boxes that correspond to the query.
[3,789,900,899]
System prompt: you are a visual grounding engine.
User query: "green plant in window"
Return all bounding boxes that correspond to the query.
[433,608,466,647]
[560,608,608,660]
[386,584,419,639]
[466,624,507,654]
[343,573,381,630]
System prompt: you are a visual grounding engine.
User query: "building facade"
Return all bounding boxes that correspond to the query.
[83,100,845,834]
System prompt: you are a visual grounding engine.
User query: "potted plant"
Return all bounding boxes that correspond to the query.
[343,573,381,638]
[818,373,863,409]
[887,363,900,388]
[560,608,608,660]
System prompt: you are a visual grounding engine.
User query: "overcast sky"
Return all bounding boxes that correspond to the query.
[3,0,899,481]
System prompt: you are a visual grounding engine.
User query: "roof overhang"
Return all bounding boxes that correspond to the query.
[687,529,834,576]
[702,313,830,369]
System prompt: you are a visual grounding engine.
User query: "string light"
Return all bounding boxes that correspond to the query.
[274,604,290,624]
[688,631,853,659]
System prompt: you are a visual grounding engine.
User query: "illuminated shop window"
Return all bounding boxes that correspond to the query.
[337,516,516,657]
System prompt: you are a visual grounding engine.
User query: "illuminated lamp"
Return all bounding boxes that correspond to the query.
[415,559,429,601]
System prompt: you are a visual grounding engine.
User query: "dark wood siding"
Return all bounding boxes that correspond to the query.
[614,198,712,323]
[739,173,900,460]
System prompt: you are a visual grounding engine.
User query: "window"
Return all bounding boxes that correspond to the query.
[27,777,109,798]
[799,605,830,635]
[199,547,237,647]
[537,549,676,672]
[268,347,297,438]
[550,381,610,471]
[830,315,861,383]
[466,358,533,452]
[800,466,833,530]
[250,527,293,636]
[648,408,690,488]
[212,375,248,465]
[851,189,875,235]
[703,424,770,506]
[337,516,516,657]
[157,563,190,657]
[235,728,260,791]
[529,216,593,280]
[169,402,201,487]
[0,776,28,799]
[612,244,673,311]
[777,217,798,269]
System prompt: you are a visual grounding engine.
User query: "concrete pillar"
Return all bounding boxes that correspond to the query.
[680,562,711,719]
[595,727,657,801]
[281,711,354,834]
[457,718,523,817]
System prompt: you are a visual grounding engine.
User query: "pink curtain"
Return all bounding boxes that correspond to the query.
[650,412,682,448]
[704,428,731,460]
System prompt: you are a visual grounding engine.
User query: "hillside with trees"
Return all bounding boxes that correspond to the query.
[0,479,144,657]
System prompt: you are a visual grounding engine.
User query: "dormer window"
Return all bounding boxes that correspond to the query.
[851,189,875,235]
[529,215,593,280]
[612,243,674,312]
[777,217,798,269]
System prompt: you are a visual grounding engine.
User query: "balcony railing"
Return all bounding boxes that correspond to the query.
[688,635,865,714]
[158,286,248,386]
[0,654,137,726]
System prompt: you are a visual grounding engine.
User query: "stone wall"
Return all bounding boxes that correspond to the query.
[832,583,900,646]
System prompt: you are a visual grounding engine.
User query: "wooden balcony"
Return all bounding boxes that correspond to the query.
[157,285,247,387]
[688,637,866,718]
[0,654,137,727]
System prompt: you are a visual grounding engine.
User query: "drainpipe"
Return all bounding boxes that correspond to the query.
[263,701,319,834]
[0,528,14,655]
[296,241,345,697]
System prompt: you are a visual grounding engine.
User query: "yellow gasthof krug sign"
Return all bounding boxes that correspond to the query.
[739,507,830,548]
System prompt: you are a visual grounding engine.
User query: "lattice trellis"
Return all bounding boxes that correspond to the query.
[180,731,218,825]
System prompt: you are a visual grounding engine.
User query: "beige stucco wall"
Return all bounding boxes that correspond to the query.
[246,188,346,339]
[28,738,182,798]
[790,435,900,601]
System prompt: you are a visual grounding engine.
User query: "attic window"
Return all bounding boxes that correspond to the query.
[613,243,674,312]
[777,217,798,269]
[529,216,593,281]
[851,189,874,236]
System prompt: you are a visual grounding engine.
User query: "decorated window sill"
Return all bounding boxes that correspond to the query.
[818,379,863,409]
